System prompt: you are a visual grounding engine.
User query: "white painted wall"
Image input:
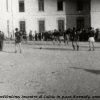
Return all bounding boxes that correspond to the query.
[11,0,66,36]
[91,0,100,29]
[0,0,91,37]
[0,0,67,37]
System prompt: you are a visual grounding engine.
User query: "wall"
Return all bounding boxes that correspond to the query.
[0,0,11,37]
[0,0,91,37]
[65,0,90,29]
[91,0,100,29]
[11,0,66,36]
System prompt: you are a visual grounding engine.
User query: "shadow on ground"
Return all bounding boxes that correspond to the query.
[69,67,100,75]
[39,47,73,51]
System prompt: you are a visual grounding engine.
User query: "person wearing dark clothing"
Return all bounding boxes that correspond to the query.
[64,29,70,45]
[0,31,4,51]
[56,30,62,45]
[52,30,61,45]
[88,27,95,51]
[34,31,37,41]
[29,30,33,41]
[1,32,4,51]
[52,29,58,45]
[15,28,22,53]
[71,28,79,51]
[38,32,42,41]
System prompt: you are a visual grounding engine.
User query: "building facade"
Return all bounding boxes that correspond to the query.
[3,0,67,37]
[0,0,99,37]
[91,0,100,29]
[65,0,90,29]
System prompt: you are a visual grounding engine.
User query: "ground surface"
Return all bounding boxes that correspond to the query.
[0,41,100,100]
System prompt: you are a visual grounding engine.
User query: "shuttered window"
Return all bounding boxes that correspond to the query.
[38,0,44,11]
[77,0,83,11]
[57,0,63,11]
[39,20,45,33]
[19,0,25,12]
[58,20,64,31]
[20,21,26,31]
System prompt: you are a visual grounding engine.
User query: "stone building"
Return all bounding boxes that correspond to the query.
[0,0,99,37]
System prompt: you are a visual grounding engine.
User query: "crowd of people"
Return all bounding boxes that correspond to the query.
[11,27,99,53]
[31,28,99,42]
[28,27,96,51]
[0,27,98,53]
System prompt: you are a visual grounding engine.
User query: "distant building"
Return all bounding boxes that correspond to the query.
[5,0,67,37]
[0,0,99,37]
[65,0,90,29]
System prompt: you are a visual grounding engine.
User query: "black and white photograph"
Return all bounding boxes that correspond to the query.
[0,0,100,100]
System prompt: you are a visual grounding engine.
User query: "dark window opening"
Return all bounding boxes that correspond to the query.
[77,1,83,11]
[58,20,64,31]
[57,0,63,11]
[20,21,26,32]
[19,0,25,12]
[39,20,45,33]
[38,0,44,11]
[77,17,84,29]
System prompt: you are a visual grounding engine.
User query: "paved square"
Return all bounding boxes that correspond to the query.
[0,41,100,100]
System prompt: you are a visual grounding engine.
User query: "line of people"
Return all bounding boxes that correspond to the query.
[68,27,95,51]
[34,28,97,42]
[34,27,95,51]
[0,27,96,53]
[14,27,96,53]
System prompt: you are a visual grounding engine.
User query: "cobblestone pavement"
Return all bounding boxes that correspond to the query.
[0,41,100,100]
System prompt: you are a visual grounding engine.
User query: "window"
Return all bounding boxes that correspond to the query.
[19,0,25,12]
[38,0,44,11]
[57,0,63,11]
[58,20,64,31]
[19,21,26,31]
[77,17,84,29]
[39,20,45,33]
[77,0,83,11]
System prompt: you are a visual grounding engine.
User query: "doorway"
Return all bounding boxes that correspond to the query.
[77,17,84,29]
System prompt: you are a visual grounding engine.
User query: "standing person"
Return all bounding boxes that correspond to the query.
[29,30,33,41]
[1,31,4,51]
[57,30,61,45]
[0,31,4,51]
[88,27,95,51]
[64,28,70,45]
[71,28,79,51]
[15,28,22,53]
[52,29,57,45]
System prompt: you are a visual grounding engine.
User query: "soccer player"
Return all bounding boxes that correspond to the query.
[15,28,22,53]
[71,28,79,51]
[88,27,95,51]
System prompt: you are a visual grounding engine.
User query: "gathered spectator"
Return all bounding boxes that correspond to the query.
[0,31,4,51]
[29,30,33,41]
